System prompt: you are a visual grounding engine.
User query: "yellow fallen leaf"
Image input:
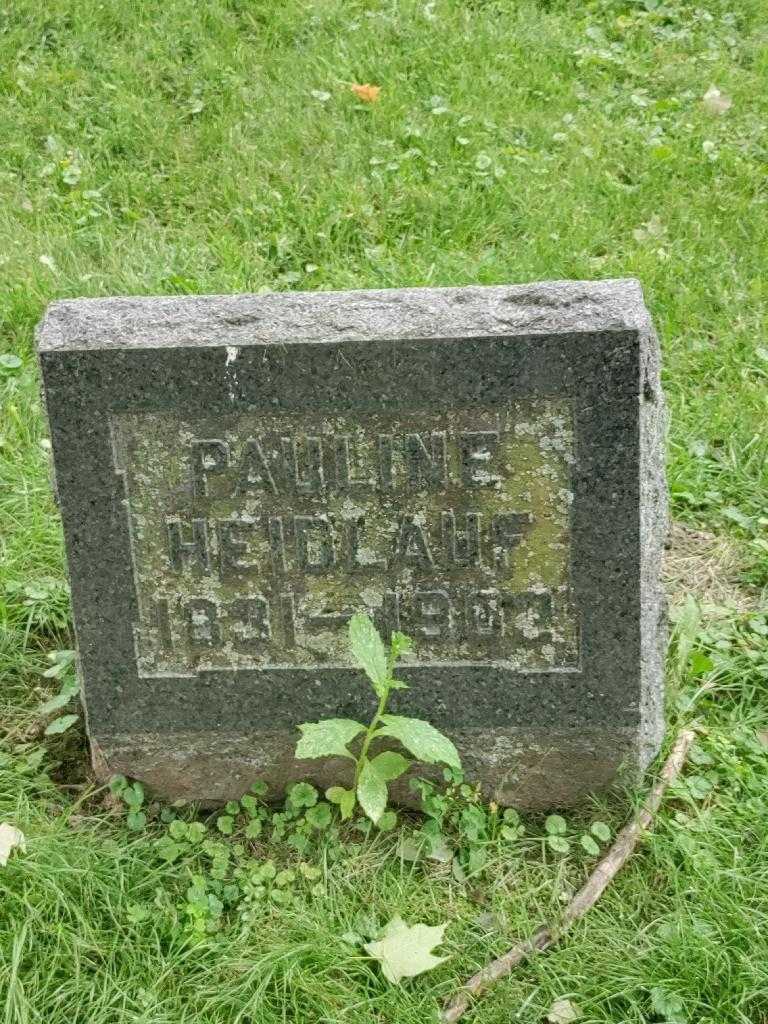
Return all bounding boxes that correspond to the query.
[351,83,381,103]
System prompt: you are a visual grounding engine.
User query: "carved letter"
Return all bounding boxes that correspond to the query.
[282,436,324,494]
[466,589,502,636]
[460,431,500,487]
[230,597,271,652]
[405,432,448,490]
[295,515,335,572]
[217,519,257,579]
[268,516,287,574]
[506,591,553,648]
[167,518,211,575]
[150,597,173,650]
[442,511,481,566]
[378,435,394,490]
[377,590,401,638]
[414,590,451,638]
[280,591,296,647]
[346,517,385,570]
[234,439,277,496]
[186,598,220,648]
[190,440,229,498]
[334,436,371,493]
[491,512,533,567]
[392,516,434,569]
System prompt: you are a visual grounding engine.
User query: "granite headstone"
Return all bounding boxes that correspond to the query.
[37,279,666,807]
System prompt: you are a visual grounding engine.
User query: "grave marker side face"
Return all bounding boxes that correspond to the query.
[37,280,666,808]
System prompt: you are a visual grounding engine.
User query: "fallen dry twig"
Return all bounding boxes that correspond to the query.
[441,728,697,1023]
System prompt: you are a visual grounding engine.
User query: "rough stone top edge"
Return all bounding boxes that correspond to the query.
[37,278,654,353]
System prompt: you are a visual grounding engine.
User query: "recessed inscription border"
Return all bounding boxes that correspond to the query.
[110,401,579,675]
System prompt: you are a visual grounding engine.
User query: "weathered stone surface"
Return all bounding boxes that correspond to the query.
[37,279,666,807]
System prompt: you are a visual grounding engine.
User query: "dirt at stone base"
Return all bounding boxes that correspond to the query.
[664,520,761,614]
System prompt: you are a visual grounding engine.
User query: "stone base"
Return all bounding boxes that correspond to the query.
[91,724,658,811]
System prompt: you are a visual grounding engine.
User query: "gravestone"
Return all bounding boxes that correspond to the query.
[37,279,666,808]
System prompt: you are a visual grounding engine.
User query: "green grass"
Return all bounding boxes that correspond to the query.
[1,0,768,1021]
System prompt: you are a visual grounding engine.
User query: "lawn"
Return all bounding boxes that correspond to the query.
[1,1,768,1021]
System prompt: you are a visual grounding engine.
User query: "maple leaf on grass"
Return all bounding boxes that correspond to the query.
[364,915,448,983]
[351,83,381,103]
[547,998,581,1023]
